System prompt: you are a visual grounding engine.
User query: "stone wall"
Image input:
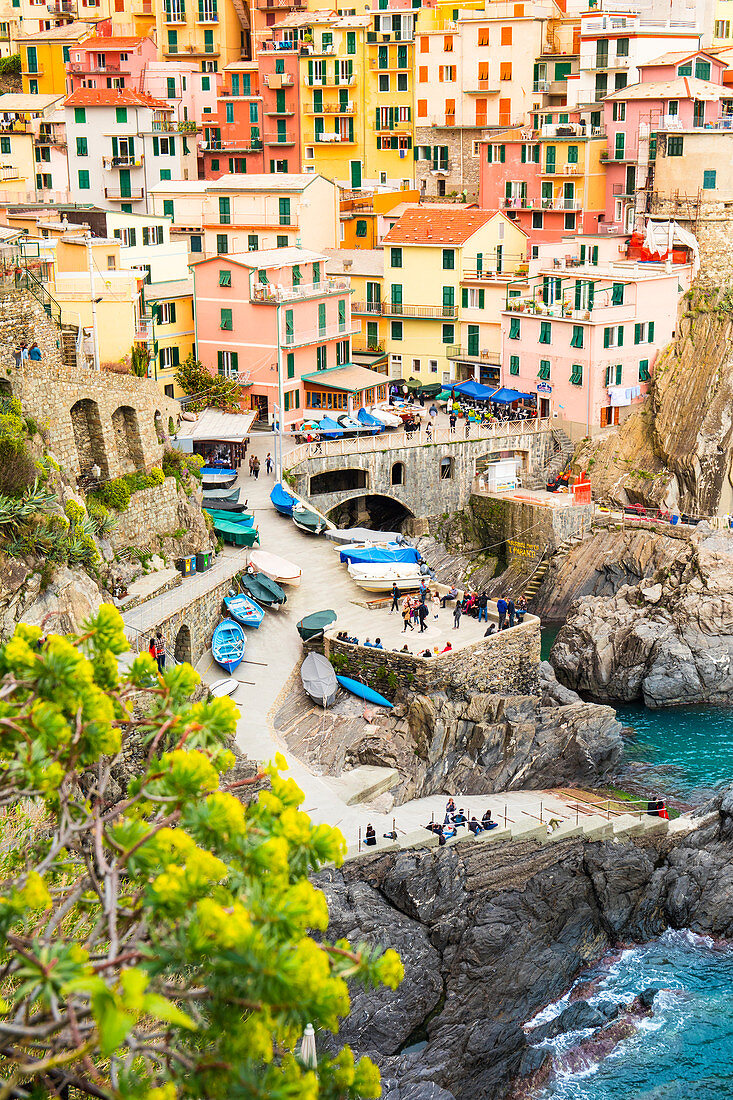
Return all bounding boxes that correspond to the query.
[0,291,65,374]
[415,126,486,202]
[650,197,733,286]
[108,478,181,552]
[141,573,237,668]
[470,493,594,562]
[324,614,540,701]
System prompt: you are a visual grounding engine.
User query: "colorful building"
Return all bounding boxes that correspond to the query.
[0,93,68,200]
[381,205,527,387]
[20,21,98,96]
[145,276,195,397]
[192,246,363,427]
[200,60,265,177]
[339,185,420,250]
[499,235,693,436]
[324,247,387,370]
[67,33,157,92]
[152,0,249,78]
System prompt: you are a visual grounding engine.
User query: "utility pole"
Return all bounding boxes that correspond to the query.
[85,234,100,372]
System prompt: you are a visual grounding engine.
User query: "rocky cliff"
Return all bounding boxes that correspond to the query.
[575,285,733,515]
[319,795,733,1099]
[551,526,733,706]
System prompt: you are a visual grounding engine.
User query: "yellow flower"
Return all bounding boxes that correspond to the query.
[377,949,404,990]
[18,872,51,911]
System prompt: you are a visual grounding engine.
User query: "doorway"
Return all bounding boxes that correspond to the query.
[600,405,620,428]
[540,397,550,418]
[119,168,131,198]
[350,160,362,188]
[251,394,269,423]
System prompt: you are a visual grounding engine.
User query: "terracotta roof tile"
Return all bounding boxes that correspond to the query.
[64,88,171,109]
[382,207,495,246]
[76,35,152,49]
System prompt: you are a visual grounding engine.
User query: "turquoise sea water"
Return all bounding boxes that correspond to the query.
[532,930,733,1100]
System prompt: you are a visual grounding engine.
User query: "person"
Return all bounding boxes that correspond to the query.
[508,596,516,627]
[148,636,157,662]
[431,591,441,619]
[453,808,467,826]
[419,580,428,604]
[400,644,410,653]
[265,452,273,474]
[364,824,377,847]
[248,454,255,477]
[497,595,508,630]
[363,638,373,648]
[482,809,498,830]
[390,582,401,613]
[429,403,438,420]
[449,412,457,434]
[437,826,447,846]
[484,623,497,637]
[465,418,471,438]
[374,637,384,649]
[28,341,42,361]
[477,591,489,623]
[453,602,462,630]
[421,648,432,657]
[410,598,419,627]
[442,585,459,608]
[252,456,260,479]
[441,641,453,653]
[468,816,483,836]
[446,797,456,816]
[402,600,414,632]
[442,821,456,841]
[425,421,433,442]
[417,601,428,633]
[516,595,528,623]
[154,630,166,672]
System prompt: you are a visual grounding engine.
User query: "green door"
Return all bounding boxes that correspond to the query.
[442,285,454,317]
[350,160,362,188]
[276,89,286,113]
[467,325,479,357]
[366,280,381,310]
[278,196,290,225]
[119,168,131,198]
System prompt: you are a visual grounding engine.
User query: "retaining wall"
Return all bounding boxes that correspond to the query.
[470,494,594,562]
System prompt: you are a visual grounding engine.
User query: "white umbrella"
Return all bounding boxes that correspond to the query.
[299,1022,317,1069]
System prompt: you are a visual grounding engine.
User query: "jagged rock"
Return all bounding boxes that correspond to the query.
[0,561,102,640]
[381,1081,457,1100]
[638,987,659,1010]
[530,1001,606,1043]
[552,527,733,706]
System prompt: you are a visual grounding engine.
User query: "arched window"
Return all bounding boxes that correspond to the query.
[391,461,405,486]
[440,456,454,480]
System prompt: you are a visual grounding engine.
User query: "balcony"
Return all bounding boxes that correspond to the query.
[200,139,262,152]
[135,316,154,341]
[69,61,124,75]
[542,165,583,176]
[265,132,296,145]
[22,65,44,77]
[354,339,385,354]
[314,132,355,144]
[532,79,550,93]
[252,276,351,304]
[303,74,356,87]
[0,166,21,181]
[304,101,354,114]
[283,321,360,347]
[502,196,532,209]
[47,0,76,15]
[132,0,154,12]
[153,119,198,132]
[256,0,305,8]
[446,345,501,363]
[350,301,457,320]
[36,126,65,146]
[262,72,294,87]
[103,156,143,168]
[203,213,298,229]
[104,187,145,200]
[195,10,219,22]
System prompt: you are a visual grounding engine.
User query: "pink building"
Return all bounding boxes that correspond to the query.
[67,35,157,93]
[192,246,383,428]
[499,235,693,437]
[201,63,266,179]
[603,50,730,231]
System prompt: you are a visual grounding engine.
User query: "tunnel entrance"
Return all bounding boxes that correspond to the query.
[327,494,413,532]
[310,468,368,495]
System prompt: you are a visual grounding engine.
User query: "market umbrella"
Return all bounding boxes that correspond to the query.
[299,1023,317,1069]
[451,379,496,400]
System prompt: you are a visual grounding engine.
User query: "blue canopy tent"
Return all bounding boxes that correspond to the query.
[450,379,496,401]
[489,388,534,404]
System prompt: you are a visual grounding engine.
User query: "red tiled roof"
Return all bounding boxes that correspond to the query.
[382,207,494,246]
[64,88,171,109]
[77,35,151,48]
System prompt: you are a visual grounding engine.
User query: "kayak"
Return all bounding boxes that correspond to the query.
[336,675,393,708]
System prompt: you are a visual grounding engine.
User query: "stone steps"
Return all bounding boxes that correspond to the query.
[325,765,399,807]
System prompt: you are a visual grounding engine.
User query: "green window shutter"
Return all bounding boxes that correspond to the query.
[615,363,622,384]
[639,359,650,382]
[634,322,641,344]
[338,299,345,326]
[116,107,127,123]
[74,107,86,124]
[287,352,295,378]
[153,136,159,155]
[217,350,223,375]
[163,199,174,218]
[390,247,402,268]
[509,355,519,375]
[569,363,583,386]
[78,170,90,190]
[220,308,232,330]
[521,145,527,163]
[592,245,598,264]
[171,347,180,367]
[442,323,454,344]
[77,136,87,156]
[442,285,454,314]
[442,248,454,270]
[391,320,402,340]
[538,359,551,380]
[486,145,493,163]
[318,303,326,332]
[169,302,176,323]
[467,324,479,356]
[648,321,655,341]
[478,289,484,309]
[604,365,611,386]
[567,145,578,163]
[617,326,624,347]
[219,196,230,223]
[603,327,611,349]
[308,59,313,84]
[509,317,520,339]
[612,282,624,305]
[499,145,505,162]
[391,283,402,305]
[461,287,468,309]
[295,389,300,409]
[703,169,716,189]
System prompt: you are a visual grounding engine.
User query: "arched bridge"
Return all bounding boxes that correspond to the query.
[286,421,558,521]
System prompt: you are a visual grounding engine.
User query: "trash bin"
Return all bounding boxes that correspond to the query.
[196,551,211,572]
[175,557,192,576]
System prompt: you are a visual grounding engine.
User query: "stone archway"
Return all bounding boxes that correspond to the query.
[174,624,192,665]
[111,405,145,473]
[70,398,109,477]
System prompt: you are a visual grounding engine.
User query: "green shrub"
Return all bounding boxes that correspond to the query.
[64,500,85,526]
[0,396,21,418]
[94,478,131,512]
[0,438,38,497]
[149,467,165,485]
[87,496,117,537]
[0,54,20,77]
[168,416,176,437]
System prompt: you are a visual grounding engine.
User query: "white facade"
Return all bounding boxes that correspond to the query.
[105,210,190,285]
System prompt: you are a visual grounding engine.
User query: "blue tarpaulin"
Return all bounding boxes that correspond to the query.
[270,483,295,515]
[489,388,533,404]
[339,546,421,565]
[357,408,384,431]
[450,379,496,400]
[317,417,345,438]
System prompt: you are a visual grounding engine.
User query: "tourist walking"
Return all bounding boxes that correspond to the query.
[252,456,260,479]
[453,602,462,630]
[516,595,527,623]
[508,597,516,627]
[497,595,508,630]
[449,412,457,434]
[402,600,414,632]
[477,591,488,623]
[390,582,401,613]
[425,421,432,442]
[265,452,273,475]
[248,454,255,477]
[148,636,157,663]
[154,630,166,672]
[417,601,428,633]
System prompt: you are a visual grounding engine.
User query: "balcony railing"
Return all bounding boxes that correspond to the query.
[350,301,457,319]
[153,119,198,132]
[252,277,350,303]
[69,62,123,74]
[354,339,385,354]
[501,197,582,211]
[446,345,501,363]
[103,156,143,169]
[304,101,354,114]
[303,74,356,87]
[314,132,354,144]
[36,127,66,145]
[532,79,550,92]
[265,132,296,145]
[204,212,298,228]
[47,0,76,14]
[283,321,360,347]
[200,139,263,152]
[104,187,145,200]
[262,72,294,87]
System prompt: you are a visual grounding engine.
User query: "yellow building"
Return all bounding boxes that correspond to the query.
[19,22,94,96]
[382,206,527,387]
[339,186,420,249]
[154,0,248,75]
[145,277,195,398]
[324,247,387,372]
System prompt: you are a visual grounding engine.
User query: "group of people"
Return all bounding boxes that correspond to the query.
[147,631,166,672]
[395,587,441,633]
[426,798,500,845]
[12,342,42,368]
[441,588,528,632]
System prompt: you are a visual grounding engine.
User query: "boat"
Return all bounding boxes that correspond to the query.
[339,545,421,566]
[316,416,345,440]
[336,413,364,435]
[212,518,260,548]
[249,549,301,586]
[239,571,287,607]
[292,502,327,535]
[356,407,384,433]
[296,609,337,642]
[212,619,246,674]
[203,473,238,491]
[201,466,237,477]
[202,498,247,513]
[205,508,255,526]
[203,488,240,503]
[336,675,393,708]
[325,526,403,546]
[369,406,402,429]
[223,593,265,628]
[270,482,296,516]
[301,653,338,707]
[347,562,424,592]
[209,677,239,698]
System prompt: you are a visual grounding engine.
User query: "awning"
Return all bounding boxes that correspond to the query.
[175,407,256,444]
[451,379,496,400]
[301,363,390,392]
[489,387,534,404]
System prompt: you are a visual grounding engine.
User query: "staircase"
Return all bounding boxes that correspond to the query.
[526,427,575,489]
[522,555,549,601]
[60,324,80,370]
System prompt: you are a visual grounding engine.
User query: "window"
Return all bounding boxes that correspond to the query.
[612,282,624,305]
[159,346,180,370]
[539,321,551,344]
[202,76,210,91]
[217,350,238,377]
[220,308,232,330]
[379,74,389,91]
[247,234,258,251]
[442,323,454,343]
[500,61,512,80]
[190,235,202,253]
[570,325,583,348]
[162,199,174,219]
[276,235,288,248]
[537,359,551,380]
[390,247,402,268]
[509,354,519,375]
[74,107,86,123]
[616,36,629,56]
[355,219,368,238]
[612,101,626,121]
[603,325,624,348]
[278,197,290,226]
[442,248,454,270]
[569,363,583,386]
[440,456,454,480]
[316,345,326,371]
[218,196,231,225]
[216,233,228,254]
[564,213,576,231]
[567,145,578,164]
[116,107,127,123]
[604,364,623,386]
[219,269,231,287]
[286,352,295,379]
[614,132,625,160]
[78,169,90,189]
[695,59,711,80]
[225,101,233,123]
[639,359,650,382]
[461,287,485,309]
[391,320,402,340]
[501,25,511,44]
[486,144,506,163]
[285,309,293,343]
[318,303,326,336]
[667,136,684,156]
[703,169,717,189]
[313,262,320,285]
[509,316,520,339]
[76,136,87,156]
[338,299,346,331]
[634,321,655,343]
[159,301,177,324]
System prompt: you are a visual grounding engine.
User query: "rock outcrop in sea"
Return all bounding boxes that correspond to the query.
[551,526,733,706]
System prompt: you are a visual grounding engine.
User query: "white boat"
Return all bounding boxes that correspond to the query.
[347,562,424,591]
[369,406,402,429]
[326,526,403,546]
[249,549,302,587]
[209,677,239,698]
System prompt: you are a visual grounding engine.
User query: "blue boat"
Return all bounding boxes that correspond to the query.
[212,619,246,673]
[270,482,296,516]
[339,546,421,565]
[201,466,236,477]
[356,408,383,433]
[224,594,264,629]
[336,675,393,708]
[317,416,344,440]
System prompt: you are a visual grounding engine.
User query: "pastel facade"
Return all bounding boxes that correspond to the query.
[145,276,195,396]
[153,0,249,75]
[200,61,266,178]
[192,246,358,426]
[66,34,156,91]
[500,238,693,436]
[20,21,97,96]
[324,246,387,370]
